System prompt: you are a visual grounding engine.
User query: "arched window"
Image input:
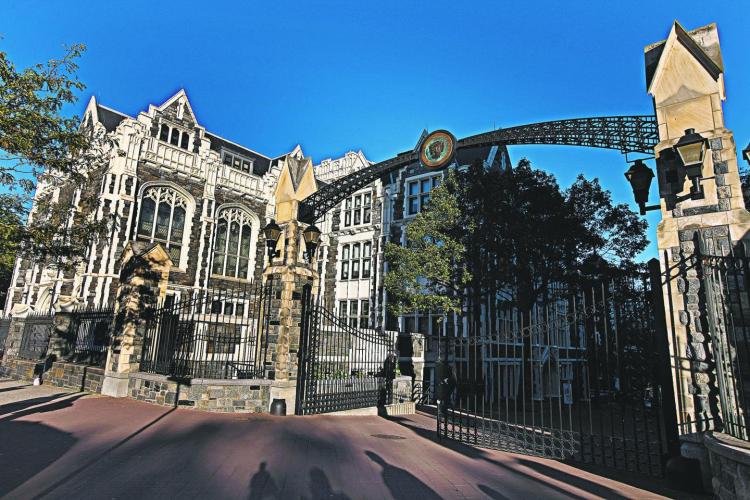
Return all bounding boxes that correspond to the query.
[181,131,190,150]
[169,127,180,146]
[212,208,255,279]
[136,186,188,264]
[159,124,169,142]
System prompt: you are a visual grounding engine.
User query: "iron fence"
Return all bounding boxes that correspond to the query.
[689,245,750,441]
[412,381,435,405]
[296,295,397,415]
[140,280,272,380]
[436,275,674,477]
[68,306,115,367]
[18,311,54,360]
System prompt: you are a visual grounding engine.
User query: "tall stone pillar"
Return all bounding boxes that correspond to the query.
[101,242,171,397]
[1,304,30,363]
[646,22,749,472]
[46,296,81,362]
[263,151,320,413]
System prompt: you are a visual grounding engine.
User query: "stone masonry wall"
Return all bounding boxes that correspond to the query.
[128,373,271,413]
[44,362,105,393]
[705,432,750,500]
[0,358,43,381]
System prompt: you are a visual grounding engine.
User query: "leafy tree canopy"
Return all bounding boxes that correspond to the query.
[0,42,112,274]
[385,158,648,320]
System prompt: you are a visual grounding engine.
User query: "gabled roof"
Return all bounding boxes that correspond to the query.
[157,89,198,123]
[97,104,130,132]
[645,21,723,91]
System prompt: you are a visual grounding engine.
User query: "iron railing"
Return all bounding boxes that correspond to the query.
[296,298,397,415]
[17,311,54,360]
[140,280,272,380]
[689,246,750,441]
[68,306,115,367]
[436,275,674,477]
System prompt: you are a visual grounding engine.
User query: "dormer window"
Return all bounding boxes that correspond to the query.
[158,123,191,151]
[222,151,254,174]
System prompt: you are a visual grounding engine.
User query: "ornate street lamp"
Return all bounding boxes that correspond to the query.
[262,220,282,259]
[626,129,711,215]
[673,128,708,197]
[302,225,322,263]
[742,142,750,166]
[624,160,656,215]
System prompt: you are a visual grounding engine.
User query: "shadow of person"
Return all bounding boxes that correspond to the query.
[365,450,441,500]
[248,462,278,500]
[308,467,350,500]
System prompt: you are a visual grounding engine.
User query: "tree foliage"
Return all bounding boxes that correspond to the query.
[385,158,649,330]
[0,43,113,276]
[384,171,470,316]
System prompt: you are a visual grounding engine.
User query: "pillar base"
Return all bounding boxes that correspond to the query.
[101,371,130,398]
[269,380,297,414]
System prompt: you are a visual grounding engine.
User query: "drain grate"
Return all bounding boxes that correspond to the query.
[371,434,406,440]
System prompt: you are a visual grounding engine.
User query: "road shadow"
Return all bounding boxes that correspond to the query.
[477,484,511,499]
[308,467,350,500]
[385,414,637,499]
[365,450,441,500]
[0,384,31,393]
[0,392,78,416]
[0,393,86,422]
[0,419,77,496]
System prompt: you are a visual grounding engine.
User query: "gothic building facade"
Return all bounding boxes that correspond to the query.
[3,91,509,340]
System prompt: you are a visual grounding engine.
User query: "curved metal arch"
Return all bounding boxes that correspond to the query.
[299,115,658,223]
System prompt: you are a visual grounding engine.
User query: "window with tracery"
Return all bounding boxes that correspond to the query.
[212,208,255,279]
[136,186,189,264]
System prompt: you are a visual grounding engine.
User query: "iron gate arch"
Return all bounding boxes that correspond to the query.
[296,292,397,415]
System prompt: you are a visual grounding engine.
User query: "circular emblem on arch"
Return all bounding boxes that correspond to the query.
[419,130,456,170]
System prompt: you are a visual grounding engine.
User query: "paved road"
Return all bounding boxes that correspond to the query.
[0,378,696,499]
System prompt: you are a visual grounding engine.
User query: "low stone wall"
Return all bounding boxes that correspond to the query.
[0,358,44,381]
[381,402,416,416]
[44,361,105,393]
[704,432,750,499]
[128,372,272,413]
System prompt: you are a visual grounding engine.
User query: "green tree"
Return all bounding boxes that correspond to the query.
[0,43,112,280]
[385,158,648,335]
[384,170,471,317]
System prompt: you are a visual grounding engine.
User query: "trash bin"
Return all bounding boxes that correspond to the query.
[270,398,286,416]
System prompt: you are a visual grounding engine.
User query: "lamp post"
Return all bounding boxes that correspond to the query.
[673,128,708,197]
[302,225,321,263]
[624,160,657,215]
[625,128,709,214]
[262,220,282,260]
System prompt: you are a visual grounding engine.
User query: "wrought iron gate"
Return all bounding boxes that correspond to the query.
[140,280,273,380]
[436,273,677,477]
[18,311,54,360]
[296,293,396,415]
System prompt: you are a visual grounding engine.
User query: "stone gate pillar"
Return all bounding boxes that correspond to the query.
[646,21,750,477]
[262,152,320,413]
[101,242,171,397]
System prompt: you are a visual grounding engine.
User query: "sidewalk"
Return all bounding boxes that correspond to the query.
[0,378,703,499]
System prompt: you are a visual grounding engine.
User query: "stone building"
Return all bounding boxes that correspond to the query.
[3,90,508,395]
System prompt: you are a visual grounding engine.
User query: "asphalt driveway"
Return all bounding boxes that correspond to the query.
[0,379,698,499]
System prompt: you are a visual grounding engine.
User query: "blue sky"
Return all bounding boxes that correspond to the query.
[3,0,749,259]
